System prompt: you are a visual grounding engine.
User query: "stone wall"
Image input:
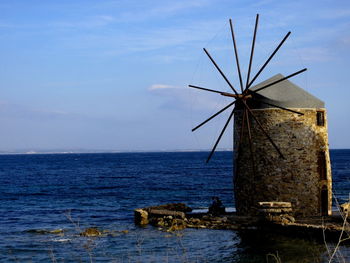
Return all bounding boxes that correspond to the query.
[233,108,332,217]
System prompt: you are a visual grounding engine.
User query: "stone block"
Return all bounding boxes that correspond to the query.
[134,209,149,225]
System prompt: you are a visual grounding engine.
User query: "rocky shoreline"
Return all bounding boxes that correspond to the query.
[134,203,350,243]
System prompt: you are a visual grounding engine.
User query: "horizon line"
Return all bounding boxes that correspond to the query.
[0,148,348,155]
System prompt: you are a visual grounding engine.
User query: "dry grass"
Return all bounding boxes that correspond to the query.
[323,193,350,263]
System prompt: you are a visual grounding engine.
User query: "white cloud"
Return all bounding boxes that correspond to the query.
[149,84,181,91]
[148,83,230,112]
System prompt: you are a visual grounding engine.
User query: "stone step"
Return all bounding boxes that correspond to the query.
[258,201,292,208]
[258,208,293,213]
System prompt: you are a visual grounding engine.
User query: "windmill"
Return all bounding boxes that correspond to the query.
[189,14,332,217]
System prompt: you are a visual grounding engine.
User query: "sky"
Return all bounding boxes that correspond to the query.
[0,0,349,152]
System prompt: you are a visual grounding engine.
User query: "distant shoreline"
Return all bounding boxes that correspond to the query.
[0,149,232,155]
[0,148,348,155]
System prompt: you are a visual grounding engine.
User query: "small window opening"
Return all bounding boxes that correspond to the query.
[317,111,325,126]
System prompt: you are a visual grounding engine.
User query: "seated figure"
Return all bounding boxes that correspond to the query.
[208,196,225,215]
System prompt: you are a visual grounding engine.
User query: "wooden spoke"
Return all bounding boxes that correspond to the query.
[206,108,235,163]
[192,101,236,132]
[188,84,227,95]
[229,18,244,93]
[245,14,259,90]
[243,101,285,159]
[203,48,239,95]
[252,68,307,93]
[246,31,291,90]
[189,15,304,164]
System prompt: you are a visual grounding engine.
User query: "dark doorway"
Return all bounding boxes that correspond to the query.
[318,151,327,180]
[321,186,328,216]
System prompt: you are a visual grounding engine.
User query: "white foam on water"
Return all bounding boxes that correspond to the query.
[51,238,71,242]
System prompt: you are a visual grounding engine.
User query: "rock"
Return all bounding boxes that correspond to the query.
[134,209,149,225]
[167,219,187,232]
[148,209,185,219]
[284,215,295,223]
[257,201,294,224]
[156,218,165,227]
[50,229,65,234]
[341,203,350,214]
[189,218,201,225]
[263,214,295,225]
[147,203,192,213]
[134,203,191,226]
[27,229,64,235]
[150,216,187,231]
[279,214,295,225]
[80,228,102,237]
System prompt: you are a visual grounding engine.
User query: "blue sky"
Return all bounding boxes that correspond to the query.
[0,0,349,152]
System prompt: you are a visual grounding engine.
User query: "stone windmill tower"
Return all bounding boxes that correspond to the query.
[189,15,332,217]
[234,75,332,217]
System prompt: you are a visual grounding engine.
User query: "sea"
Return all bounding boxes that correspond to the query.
[0,150,349,263]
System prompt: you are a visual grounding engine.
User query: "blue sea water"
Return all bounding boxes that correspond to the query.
[0,150,349,262]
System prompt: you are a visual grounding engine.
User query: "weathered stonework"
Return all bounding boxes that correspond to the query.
[234,108,332,217]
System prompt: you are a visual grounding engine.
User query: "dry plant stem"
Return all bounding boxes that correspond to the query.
[9,250,20,263]
[327,194,350,263]
[170,233,189,263]
[49,248,57,263]
[64,210,81,232]
[64,210,99,263]
[89,251,93,263]
[333,193,350,242]
[322,217,331,258]
[136,234,144,262]
[330,212,348,262]
[266,252,281,263]
[177,234,189,263]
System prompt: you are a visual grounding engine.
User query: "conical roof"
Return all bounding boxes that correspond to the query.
[246,74,325,109]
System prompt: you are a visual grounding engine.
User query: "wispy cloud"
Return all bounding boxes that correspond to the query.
[0,101,72,120]
[148,83,229,112]
[110,0,211,23]
[43,0,211,30]
[0,100,140,128]
[317,8,350,20]
[73,19,224,56]
[335,35,350,48]
[50,15,115,29]
[291,47,333,62]
[0,22,14,28]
